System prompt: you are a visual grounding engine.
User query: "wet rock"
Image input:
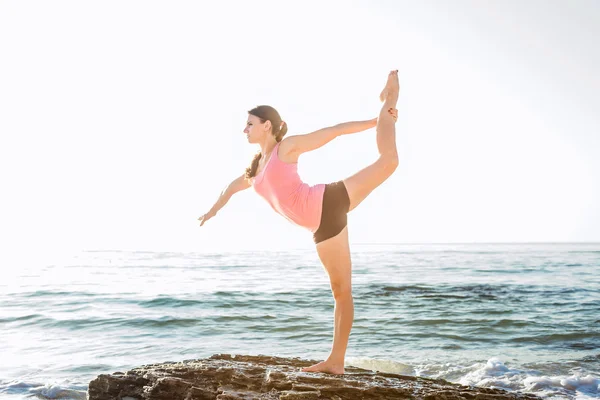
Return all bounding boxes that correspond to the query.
[87,354,540,400]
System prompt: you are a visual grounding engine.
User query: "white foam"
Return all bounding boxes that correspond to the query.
[0,379,87,400]
[457,358,525,391]
[344,356,599,399]
[32,382,87,399]
[527,374,600,394]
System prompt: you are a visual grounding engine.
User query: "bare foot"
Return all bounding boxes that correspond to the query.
[379,69,399,102]
[301,360,345,375]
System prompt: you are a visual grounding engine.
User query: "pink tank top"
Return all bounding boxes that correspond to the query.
[252,142,326,232]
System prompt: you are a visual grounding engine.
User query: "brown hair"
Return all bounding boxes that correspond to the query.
[244,105,288,180]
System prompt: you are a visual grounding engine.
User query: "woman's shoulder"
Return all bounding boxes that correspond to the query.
[277,138,299,164]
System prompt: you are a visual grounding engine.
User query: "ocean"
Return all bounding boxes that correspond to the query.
[1,243,598,399]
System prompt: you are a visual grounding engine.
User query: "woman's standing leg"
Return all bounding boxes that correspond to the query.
[302,71,400,374]
[301,226,352,374]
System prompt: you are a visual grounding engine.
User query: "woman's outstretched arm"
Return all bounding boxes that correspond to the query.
[281,118,377,157]
[198,174,250,226]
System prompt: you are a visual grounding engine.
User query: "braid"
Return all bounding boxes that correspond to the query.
[245,151,262,180]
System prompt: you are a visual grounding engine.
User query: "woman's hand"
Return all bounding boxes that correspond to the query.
[387,108,398,122]
[198,211,215,227]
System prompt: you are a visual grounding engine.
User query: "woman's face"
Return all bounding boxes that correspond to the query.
[244,114,271,144]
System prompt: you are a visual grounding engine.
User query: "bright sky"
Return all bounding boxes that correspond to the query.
[1,0,598,256]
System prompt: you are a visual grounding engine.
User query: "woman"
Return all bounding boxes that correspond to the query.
[198,70,400,374]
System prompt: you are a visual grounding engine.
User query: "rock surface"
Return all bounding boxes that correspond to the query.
[88,354,540,400]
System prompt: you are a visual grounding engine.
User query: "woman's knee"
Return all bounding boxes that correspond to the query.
[330,282,353,300]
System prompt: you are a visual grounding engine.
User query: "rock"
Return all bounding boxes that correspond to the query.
[87,354,540,400]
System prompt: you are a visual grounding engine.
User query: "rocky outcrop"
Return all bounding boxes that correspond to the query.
[87,354,540,400]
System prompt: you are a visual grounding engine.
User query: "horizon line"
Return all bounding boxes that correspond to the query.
[80,241,600,252]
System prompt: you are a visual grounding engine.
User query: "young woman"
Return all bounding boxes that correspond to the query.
[198,70,400,374]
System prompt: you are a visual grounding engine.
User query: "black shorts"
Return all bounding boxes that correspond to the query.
[313,181,350,244]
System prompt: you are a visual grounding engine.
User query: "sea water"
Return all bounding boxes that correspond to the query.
[1,243,598,399]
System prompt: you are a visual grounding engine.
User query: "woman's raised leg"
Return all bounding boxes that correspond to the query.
[343,70,400,212]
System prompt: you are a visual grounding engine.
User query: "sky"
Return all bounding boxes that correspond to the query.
[0,0,598,257]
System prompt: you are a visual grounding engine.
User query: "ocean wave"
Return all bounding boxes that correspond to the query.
[1,313,308,331]
[513,332,600,344]
[138,297,205,308]
[348,357,600,399]
[19,290,98,298]
[0,380,87,399]
[0,313,45,324]
[362,283,597,301]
